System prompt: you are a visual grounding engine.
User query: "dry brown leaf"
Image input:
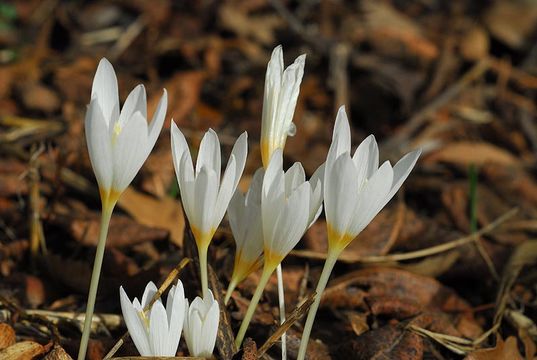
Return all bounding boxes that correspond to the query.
[348,312,369,336]
[43,344,73,360]
[362,0,438,60]
[464,336,523,360]
[425,142,519,167]
[24,275,46,308]
[19,82,60,113]
[156,71,205,128]
[219,5,283,45]
[118,187,185,247]
[0,341,50,360]
[336,322,423,360]
[0,323,16,350]
[240,338,256,360]
[484,2,537,49]
[398,251,460,278]
[459,25,490,61]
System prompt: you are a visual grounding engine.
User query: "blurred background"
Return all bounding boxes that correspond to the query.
[1,0,537,359]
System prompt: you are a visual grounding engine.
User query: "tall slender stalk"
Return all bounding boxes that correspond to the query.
[297,251,339,360]
[235,266,273,348]
[276,264,287,360]
[198,244,209,299]
[78,203,114,360]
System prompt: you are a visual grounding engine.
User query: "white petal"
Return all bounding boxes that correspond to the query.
[111,111,149,191]
[186,305,204,356]
[91,58,119,124]
[196,129,221,182]
[213,155,236,230]
[166,281,185,355]
[262,151,285,251]
[149,300,169,356]
[141,281,158,309]
[117,84,147,128]
[352,135,378,185]
[193,166,218,234]
[246,168,264,205]
[324,154,360,236]
[178,155,196,227]
[228,188,247,249]
[308,163,325,226]
[261,46,284,142]
[269,182,310,256]
[348,161,394,237]
[85,100,113,191]
[120,287,151,356]
[382,149,421,206]
[200,300,219,357]
[182,300,192,350]
[148,89,167,150]
[229,132,248,189]
[171,121,194,183]
[229,168,264,262]
[276,54,305,143]
[326,106,351,168]
[284,162,305,195]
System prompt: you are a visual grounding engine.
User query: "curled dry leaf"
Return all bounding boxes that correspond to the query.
[464,336,523,360]
[322,267,482,339]
[425,142,519,167]
[118,187,185,247]
[336,321,424,360]
[0,341,50,360]
[43,344,73,360]
[0,323,16,350]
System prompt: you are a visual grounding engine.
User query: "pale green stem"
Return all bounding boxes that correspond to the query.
[77,204,114,360]
[235,266,273,348]
[199,243,209,299]
[224,278,238,305]
[297,250,339,360]
[276,264,287,360]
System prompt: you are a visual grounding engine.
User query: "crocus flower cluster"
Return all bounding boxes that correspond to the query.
[81,45,420,360]
[120,282,219,357]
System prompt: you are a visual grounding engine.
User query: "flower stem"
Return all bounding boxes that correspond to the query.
[224,278,237,305]
[77,203,114,360]
[234,266,273,348]
[199,243,209,299]
[276,264,287,360]
[297,250,339,360]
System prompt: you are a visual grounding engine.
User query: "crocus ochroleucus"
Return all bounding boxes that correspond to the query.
[235,149,323,347]
[260,45,306,167]
[120,281,185,356]
[297,106,421,360]
[86,58,167,208]
[79,58,167,360]
[171,122,247,298]
[225,168,264,304]
[183,290,220,358]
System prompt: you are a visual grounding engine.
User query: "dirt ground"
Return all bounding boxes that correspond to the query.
[1,1,537,359]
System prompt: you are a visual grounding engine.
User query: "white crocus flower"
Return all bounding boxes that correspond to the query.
[260,45,306,167]
[171,122,247,298]
[119,281,185,357]
[225,162,323,304]
[297,106,421,360]
[262,150,323,269]
[225,168,265,304]
[78,58,167,360]
[86,58,167,208]
[235,149,321,347]
[323,106,421,253]
[183,290,220,358]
